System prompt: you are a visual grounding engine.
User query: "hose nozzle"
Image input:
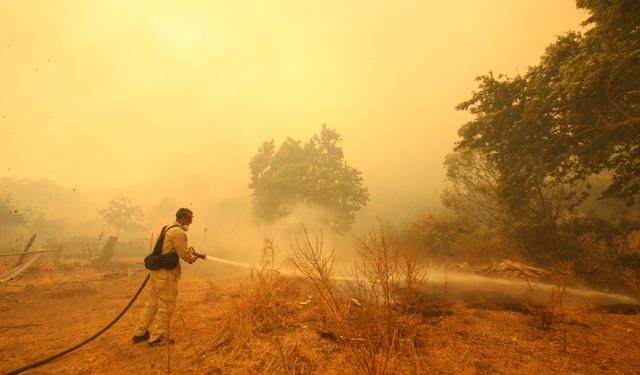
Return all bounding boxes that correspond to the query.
[189,247,206,260]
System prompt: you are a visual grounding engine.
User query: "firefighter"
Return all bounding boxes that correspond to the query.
[132,208,199,346]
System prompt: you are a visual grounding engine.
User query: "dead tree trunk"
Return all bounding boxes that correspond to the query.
[96,236,118,264]
[15,234,37,267]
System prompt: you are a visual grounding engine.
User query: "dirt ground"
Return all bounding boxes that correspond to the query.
[1,256,639,375]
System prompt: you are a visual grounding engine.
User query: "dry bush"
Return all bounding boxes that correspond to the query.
[290,224,427,375]
[288,228,345,333]
[523,262,575,351]
[246,238,297,332]
[204,238,304,372]
[397,248,429,312]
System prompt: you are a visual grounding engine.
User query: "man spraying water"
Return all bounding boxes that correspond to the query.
[132,208,205,346]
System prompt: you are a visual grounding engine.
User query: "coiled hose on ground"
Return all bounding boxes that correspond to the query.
[4,274,150,375]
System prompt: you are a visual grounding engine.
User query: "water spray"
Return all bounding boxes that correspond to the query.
[200,255,253,269]
[190,248,254,269]
[193,249,639,306]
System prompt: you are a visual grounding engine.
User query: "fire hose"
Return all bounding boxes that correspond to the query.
[4,252,209,375]
[4,274,150,375]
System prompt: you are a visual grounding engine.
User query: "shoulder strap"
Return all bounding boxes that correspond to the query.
[165,224,182,232]
[151,224,183,256]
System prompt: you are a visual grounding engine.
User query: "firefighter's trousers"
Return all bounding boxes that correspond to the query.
[133,268,178,342]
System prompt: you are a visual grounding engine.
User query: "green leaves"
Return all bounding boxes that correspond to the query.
[456,0,640,207]
[248,125,369,233]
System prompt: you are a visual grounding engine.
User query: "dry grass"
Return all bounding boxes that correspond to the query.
[200,238,317,374]
[1,256,639,374]
[136,230,637,375]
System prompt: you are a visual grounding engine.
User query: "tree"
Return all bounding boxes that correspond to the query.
[249,125,370,233]
[456,0,640,207]
[441,148,503,228]
[441,147,590,261]
[452,1,640,266]
[98,195,144,236]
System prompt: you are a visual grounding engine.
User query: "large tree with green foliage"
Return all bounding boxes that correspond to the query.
[456,0,640,208]
[249,125,369,233]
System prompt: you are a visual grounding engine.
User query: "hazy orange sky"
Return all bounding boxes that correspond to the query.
[0,1,586,216]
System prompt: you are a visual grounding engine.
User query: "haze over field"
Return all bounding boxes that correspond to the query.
[0,1,586,250]
[2,3,640,374]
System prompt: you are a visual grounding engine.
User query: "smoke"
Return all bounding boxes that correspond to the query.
[193,201,352,266]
